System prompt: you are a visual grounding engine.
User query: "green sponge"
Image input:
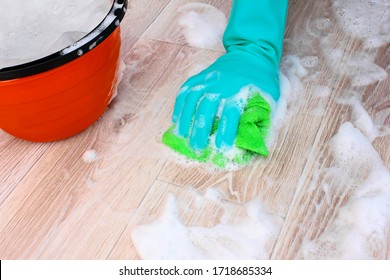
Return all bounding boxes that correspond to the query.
[163,92,271,168]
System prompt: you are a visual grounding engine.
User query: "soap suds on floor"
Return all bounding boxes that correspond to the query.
[109,58,127,104]
[301,1,390,258]
[302,122,390,259]
[83,149,99,163]
[177,3,227,50]
[332,0,390,49]
[268,55,309,146]
[337,97,379,142]
[0,0,112,68]
[336,90,390,142]
[313,86,331,98]
[131,192,278,260]
[323,48,387,87]
[301,56,319,68]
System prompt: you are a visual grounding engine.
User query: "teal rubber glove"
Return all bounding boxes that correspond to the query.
[172,0,288,150]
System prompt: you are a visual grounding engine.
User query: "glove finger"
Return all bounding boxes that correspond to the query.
[215,104,241,149]
[190,93,221,150]
[172,87,189,123]
[177,87,206,138]
[172,75,206,123]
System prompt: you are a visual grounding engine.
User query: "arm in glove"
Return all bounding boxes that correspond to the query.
[172,0,288,150]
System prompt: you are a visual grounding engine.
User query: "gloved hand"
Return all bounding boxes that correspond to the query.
[172,0,288,150]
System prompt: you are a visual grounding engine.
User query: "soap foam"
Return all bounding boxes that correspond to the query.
[302,122,390,259]
[313,86,331,98]
[82,149,99,163]
[109,57,127,104]
[337,97,379,142]
[332,0,390,48]
[267,55,308,148]
[178,3,227,50]
[0,0,112,68]
[323,48,387,87]
[131,192,278,260]
[301,56,319,68]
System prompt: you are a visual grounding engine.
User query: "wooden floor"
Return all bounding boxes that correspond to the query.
[0,0,389,259]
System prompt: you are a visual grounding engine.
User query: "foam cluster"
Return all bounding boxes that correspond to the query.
[302,123,390,259]
[332,0,390,48]
[0,0,112,69]
[178,3,227,50]
[131,192,278,260]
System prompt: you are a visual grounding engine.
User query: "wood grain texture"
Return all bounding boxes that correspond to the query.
[0,0,388,259]
[119,0,172,54]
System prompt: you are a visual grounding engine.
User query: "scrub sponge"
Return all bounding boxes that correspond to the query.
[163,92,271,168]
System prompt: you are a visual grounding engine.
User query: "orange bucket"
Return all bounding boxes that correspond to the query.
[0,0,128,142]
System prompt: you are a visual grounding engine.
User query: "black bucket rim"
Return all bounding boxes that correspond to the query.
[0,0,128,81]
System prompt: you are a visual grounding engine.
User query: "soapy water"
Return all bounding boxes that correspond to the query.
[177,3,227,50]
[133,121,390,260]
[109,57,127,104]
[319,0,389,88]
[82,150,100,163]
[0,0,112,69]
[131,190,278,260]
[323,48,387,87]
[332,0,390,49]
[284,1,389,258]
[302,122,390,259]
[337,96,379,142]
